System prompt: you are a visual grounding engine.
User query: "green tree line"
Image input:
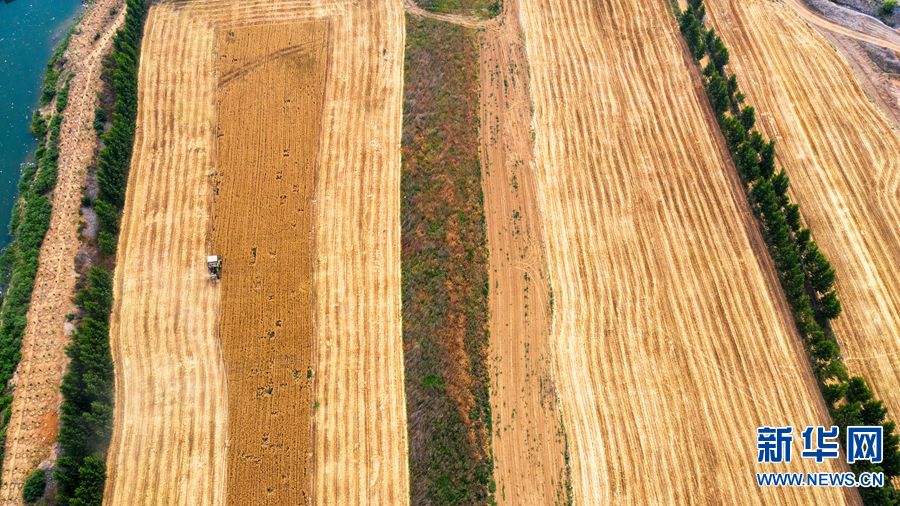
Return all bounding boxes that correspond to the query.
[677,2,899,503]
[54,0,147,504]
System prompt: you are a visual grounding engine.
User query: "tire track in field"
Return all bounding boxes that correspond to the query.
[705,0,900,436]
[516,0,859,502]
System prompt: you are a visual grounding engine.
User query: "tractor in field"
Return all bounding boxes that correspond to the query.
[207,255,222,280]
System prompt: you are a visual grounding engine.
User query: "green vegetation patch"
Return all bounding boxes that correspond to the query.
[22,468,47,504]
[53,0,147,503]
[415,0,501,19]
[677,2,900,503]
[401,15,495,505]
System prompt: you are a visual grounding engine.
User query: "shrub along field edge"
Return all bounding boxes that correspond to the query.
[53,0,147,504]
[675,1,899,503]
[414,0,502,19]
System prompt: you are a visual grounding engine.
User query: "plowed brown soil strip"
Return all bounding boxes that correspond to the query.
[517,0,858,503]
[477,0,568,502]
[705,0,900,434]
[212,21,327,505]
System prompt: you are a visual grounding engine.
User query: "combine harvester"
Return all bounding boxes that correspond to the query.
[207,255,222,280]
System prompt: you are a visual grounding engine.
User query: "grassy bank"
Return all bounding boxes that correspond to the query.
[0,28,73,477]
[54,0,146,503]
[401,14,495,505]
[676,2,899,503]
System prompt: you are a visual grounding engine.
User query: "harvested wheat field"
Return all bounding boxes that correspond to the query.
[104,5,227,505]
[516,0,859,503]
[704,0,900,425]
[105,0,408,504]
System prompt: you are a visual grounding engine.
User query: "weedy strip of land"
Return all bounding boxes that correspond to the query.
[401,14,495,505]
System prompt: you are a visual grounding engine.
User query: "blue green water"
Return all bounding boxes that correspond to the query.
[0,0,84,248]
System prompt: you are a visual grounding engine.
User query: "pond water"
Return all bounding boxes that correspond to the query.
[0,0,84,248]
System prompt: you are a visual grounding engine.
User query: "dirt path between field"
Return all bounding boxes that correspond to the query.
[476,0,568,503]
[784,0,900,52]
[403,0,492,27]
[782,0,900,125]
[0,0,124,502]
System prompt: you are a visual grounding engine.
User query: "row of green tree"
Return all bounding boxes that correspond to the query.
[0,54,72,480]
[678,2,899,503]
[54,0,147,504]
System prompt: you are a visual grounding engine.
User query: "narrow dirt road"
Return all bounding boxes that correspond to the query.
[0,0,124,502]
[403,0,490,28]
[783,0,900,53]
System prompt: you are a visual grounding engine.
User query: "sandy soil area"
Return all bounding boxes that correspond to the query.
[516,0,859,502]
[0,0,125,502]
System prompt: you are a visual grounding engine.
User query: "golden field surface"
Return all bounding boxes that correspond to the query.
[104,5,227,504]
[515,0,860,503]
[705,0,900,425]
[212,21,327,504]
[105,0,408,504]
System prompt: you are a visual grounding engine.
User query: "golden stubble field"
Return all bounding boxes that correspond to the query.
[105,0,408,504]
[705,0,900,426]
[516,0,860,503]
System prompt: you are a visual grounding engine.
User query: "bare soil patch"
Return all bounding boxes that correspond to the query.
[476,0,568,502]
